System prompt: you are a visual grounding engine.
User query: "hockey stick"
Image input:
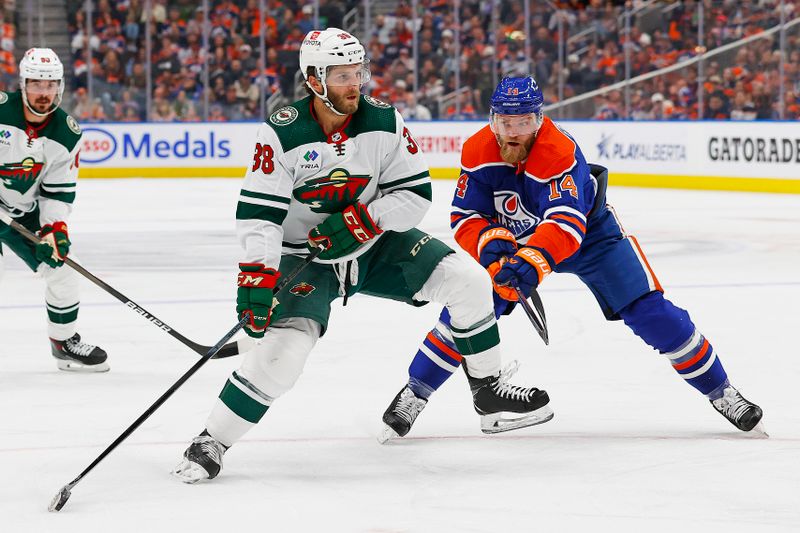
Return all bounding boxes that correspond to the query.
[48,245,324,512]
[0,210,243,358]
[514,285,549,345]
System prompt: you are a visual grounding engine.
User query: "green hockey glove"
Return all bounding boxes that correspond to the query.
[237,263,281,338]
[308,202,382,260]
[35,221,71,268]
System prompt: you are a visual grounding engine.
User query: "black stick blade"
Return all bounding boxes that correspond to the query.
[48,484,72,512]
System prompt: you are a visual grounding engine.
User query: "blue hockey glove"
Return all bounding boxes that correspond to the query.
[476,224,517,268]
[494,247,552,299]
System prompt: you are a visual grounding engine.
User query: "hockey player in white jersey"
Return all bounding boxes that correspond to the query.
[173,29,553,483]
[0,48,108,372]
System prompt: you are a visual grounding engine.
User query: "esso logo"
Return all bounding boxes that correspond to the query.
[80,127,117,163]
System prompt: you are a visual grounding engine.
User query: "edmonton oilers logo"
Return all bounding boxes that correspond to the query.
[494,191,539,236]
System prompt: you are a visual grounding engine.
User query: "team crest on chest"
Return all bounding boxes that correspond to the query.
[289,282,316,297]
[269,106,299,126]
[0,92,7,105]
[493,191,540,237]
[0,157,44,194]
[293,168,371,213]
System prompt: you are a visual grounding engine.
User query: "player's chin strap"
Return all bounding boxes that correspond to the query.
[306,75,347,116]
[20,79,63,118]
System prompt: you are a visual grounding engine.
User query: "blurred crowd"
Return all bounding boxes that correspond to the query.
[2,0,799,121]
[63,0,355,122]
[0,1,15,90]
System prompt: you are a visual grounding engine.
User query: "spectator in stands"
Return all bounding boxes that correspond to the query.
[208,103,226,122]
[234,74,259,105]
[401,92,432,121]
[152,98,177,122]
[706,92,730,120]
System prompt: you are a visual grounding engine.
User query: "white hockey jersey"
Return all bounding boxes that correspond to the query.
[237,94,432,267]
[0,91,82,225]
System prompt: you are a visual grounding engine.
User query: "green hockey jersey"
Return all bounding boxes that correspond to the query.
[0,90,82,225]
[236,94,433,267]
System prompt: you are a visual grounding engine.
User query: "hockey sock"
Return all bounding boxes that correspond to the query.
[662,329,728,396]
[449,311,501,379]
[705,378,731,401]
[206,370,275,447]
[407,310,463,398]
[200,429,229,450]
[620,292,728,396]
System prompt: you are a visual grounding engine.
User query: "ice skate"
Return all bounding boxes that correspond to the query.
[378,386,428,444]
[172,433,227,483]
[466,361,553,434]
[711,385,767,436]
[50,333,109,372]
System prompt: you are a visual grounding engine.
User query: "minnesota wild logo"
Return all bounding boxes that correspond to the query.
[0,157,44,194]
[269,106,299,126]
[293,168,371,213]
[289,282,316,297]
[363,95,391,109]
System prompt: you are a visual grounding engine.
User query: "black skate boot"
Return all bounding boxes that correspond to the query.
[172,432,227,483]
[466,361,554,434]
[378,386,428,444]
[710,385,765,433]
[50,333,109,372]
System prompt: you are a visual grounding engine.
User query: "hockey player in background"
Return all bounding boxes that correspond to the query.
[379,76,764,441]
[0,48,108,372]
[172,30,553,483]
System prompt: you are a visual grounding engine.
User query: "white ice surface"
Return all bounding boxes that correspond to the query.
[1,179,799,532]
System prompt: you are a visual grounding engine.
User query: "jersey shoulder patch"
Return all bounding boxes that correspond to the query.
[268,97,326,153]
[42,108,82,152]
[363,94,392,109]
[347,95,396,137]
[460,125,506,172]
[0,91,26,130]
[524,118,578,182]
[269,105,299,127]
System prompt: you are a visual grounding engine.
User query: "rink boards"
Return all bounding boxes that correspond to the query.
[77,120,800,194]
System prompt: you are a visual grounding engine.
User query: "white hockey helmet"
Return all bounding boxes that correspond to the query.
[19,47,65,117]
[299,28,370,115]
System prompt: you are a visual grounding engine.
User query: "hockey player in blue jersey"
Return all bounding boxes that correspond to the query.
[379,76,765,442]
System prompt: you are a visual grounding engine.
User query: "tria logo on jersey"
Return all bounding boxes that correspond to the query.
[0,158,44,194]
[493,191,539,237]
[293,168,371,213]
[300,149,321,170]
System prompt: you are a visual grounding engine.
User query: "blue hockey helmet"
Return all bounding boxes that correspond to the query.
[489,77,544,136]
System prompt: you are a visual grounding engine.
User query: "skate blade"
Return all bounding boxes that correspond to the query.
[749,421,769,438]
[56,359,110,373]
[480,406,555,434]
[171,460,211,484]
[377,425,400,445]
